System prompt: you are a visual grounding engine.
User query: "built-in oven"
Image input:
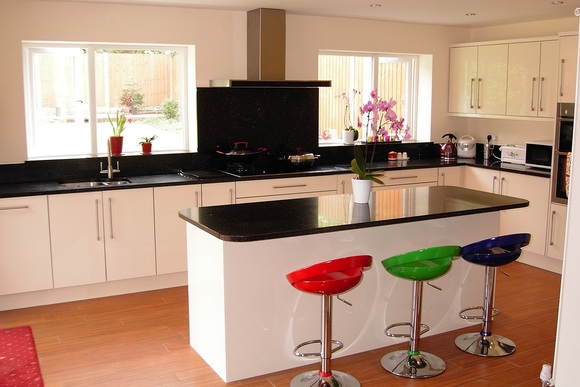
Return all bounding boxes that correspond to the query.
[552,102,574,204]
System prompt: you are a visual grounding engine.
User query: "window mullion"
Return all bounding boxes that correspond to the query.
[87,47,98,156]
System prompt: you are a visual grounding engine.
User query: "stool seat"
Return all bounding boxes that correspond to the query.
[455,233,531,357]
[382,245,460,281]
[380,245,460,379]
[460,233,531,267]
[287,255,372,295]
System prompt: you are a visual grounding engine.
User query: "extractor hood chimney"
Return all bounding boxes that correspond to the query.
[209,8,330,88]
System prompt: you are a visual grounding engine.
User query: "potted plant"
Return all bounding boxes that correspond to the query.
[350,145,383,203]
[107,97,133,155]
[339,90,360,145]
[139,135,157,154]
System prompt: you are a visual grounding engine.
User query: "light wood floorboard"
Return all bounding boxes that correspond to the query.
[0,261,560,386]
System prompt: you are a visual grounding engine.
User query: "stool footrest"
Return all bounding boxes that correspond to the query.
[459,305,500,320]
[385,322,429,338]
[293,339,344,358]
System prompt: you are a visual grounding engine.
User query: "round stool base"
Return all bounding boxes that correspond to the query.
[290,370,360,387]
[455,332,516,357]
[380,350,445,378]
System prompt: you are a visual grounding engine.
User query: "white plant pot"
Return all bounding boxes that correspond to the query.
[352,178,372,204]
[343,130,355,145]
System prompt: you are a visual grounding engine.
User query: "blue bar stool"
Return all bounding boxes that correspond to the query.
[455,233,531,357]
[381,245,461,378]
[286,255,373,387]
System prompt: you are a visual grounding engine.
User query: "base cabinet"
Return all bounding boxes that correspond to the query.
[438,166,464,186]
[154,185,201,275]
[546,203,567,260]
[0,196,53,295]
[202,182,235,206]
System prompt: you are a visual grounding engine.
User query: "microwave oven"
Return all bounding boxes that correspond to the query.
[525,140,553,170]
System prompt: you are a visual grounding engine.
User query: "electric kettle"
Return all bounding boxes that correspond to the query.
[440,133,457,160]
[457,135,476,158]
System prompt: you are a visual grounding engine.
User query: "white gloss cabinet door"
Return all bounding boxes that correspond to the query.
[538,40,558,118]
[202,182,235,206]
[463,167,500,193]
[103,188,156,281]
[477,44,508,115]
[558,34,579,103]
[438,166,464,187]
[0,196,53,295]
[49,192,106,288]
[154,185,200,274]
[448,46,478,114]
[546,203,567,260]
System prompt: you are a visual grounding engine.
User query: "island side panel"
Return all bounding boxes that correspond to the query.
[185,212,498,382]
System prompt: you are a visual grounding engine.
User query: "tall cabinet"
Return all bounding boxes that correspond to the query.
[558,33,579,103]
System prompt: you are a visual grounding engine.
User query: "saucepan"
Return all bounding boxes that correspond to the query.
[216,142,263,164]
[285,152,319,168]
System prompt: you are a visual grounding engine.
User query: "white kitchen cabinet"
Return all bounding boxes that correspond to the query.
[103,188,156,281]
[438,166,464,187]
[449,44,508,115]
[371,168,439,191]
[235,175,337,203]
[558,33,579,103]
[49,192,107,288]
[202,182,235,206]
[49,188,156,285]
[546,202,567,260]
[506,40,558,118]
[464,168,549,255]
[337,173,354,194]
[0,196,53,295]
[154,185,201,275]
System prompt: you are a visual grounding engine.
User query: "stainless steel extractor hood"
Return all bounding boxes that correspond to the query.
[209,8,330,88]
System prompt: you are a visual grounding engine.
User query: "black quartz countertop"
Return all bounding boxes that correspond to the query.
[178,186,529,242]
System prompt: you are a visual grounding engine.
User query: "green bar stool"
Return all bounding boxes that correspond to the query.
[455,233,531,357]
[380,245,461,378]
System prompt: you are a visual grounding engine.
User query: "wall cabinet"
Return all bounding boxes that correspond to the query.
[558,34,579,103]
[0,196,53,295]
[464,168,549,255]
[546,202,567,260]
[235,175,337,203]
[506,40,558,118]
[154,185,201,275]
[449,44,508,115]
[49,188,156,287]
[438,166,464,187]
[202,182,235,206]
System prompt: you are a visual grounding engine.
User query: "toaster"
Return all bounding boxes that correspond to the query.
[500,145,526,165]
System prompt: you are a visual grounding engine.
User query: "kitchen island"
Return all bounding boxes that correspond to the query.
[179,186,528,382]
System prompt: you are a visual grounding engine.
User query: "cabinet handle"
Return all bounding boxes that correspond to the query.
[108,197,114,239]
[492,176,498,193]
[560,59,565,97]
[195,191,199,207]
[229,188,234,204]
[500,177,506,194]
[550,210,556,246]
[389,175,418,180]
[530,77,536,112]
[539,77,545,112]
[95,199,100,241]
[272,184,307,189]
[0,205,29,211]
[470,78,475,109]
[340,180,345,194]
[440,173,446,186]
[477,78,482,109]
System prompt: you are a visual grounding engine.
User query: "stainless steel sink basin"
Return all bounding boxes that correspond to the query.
[59,179,131,188]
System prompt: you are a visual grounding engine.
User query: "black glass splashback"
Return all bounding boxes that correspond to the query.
[196,87,319,158]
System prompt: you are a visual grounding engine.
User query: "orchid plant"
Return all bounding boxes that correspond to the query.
[108,96,133,137]
[339,89,360,140]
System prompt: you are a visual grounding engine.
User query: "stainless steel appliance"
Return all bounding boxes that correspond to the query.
[525,140,552,169]
[552,102,574,204]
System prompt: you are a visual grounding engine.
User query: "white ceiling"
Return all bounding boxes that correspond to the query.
[55,0,580,27]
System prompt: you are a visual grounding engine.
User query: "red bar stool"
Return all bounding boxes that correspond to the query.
[381,245,461,378]
[286,254,373,387]
[455,233,531,357]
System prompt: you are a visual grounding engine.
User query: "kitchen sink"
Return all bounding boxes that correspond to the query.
[59,179,132,188]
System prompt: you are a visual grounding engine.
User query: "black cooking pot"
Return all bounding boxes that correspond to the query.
[216,142,262,164]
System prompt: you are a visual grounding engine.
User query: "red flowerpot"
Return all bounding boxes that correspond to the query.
[110,136,123,155]
[141,143,152,154]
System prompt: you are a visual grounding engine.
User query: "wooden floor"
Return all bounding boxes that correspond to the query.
[0,261,561,386]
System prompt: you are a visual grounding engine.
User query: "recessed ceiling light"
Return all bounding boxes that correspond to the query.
[552,1,564,5]
[370,4,382,8]
[465,13,477,17]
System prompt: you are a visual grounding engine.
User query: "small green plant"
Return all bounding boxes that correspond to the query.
[161,98,179,119]
[350,145,384,184]
[139,135,158,145]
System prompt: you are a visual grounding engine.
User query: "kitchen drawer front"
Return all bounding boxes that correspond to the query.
[236,175,337,199]
[372,168,439,187]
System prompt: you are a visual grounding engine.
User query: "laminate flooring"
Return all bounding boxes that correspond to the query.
[0,261,561,386]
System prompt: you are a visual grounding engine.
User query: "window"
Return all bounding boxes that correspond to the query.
[318,51,418,143]
[23,42,194,159]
